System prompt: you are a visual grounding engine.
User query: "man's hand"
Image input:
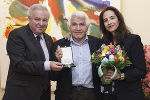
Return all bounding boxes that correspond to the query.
[55,45,62,62]
[50,61,62,71]
[64,32,71,40]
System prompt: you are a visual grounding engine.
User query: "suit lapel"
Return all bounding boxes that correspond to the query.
[88,35,99,73]
[43,34,51,53]
[25,25,45,60]
[88,36,94,55]
[43,33,53,60]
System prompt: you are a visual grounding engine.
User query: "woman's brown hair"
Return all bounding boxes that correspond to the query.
[99,6,131,44]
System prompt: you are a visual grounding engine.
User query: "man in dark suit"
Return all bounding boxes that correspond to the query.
[2,4,62,100]
[53,11,102,100]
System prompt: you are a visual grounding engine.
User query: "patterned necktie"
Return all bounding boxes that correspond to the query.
[36,35,49,90]
[36,35,45,60]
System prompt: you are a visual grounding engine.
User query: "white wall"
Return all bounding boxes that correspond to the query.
[121,0,150,44]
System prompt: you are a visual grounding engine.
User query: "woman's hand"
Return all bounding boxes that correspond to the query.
[103,70,114,82]
[104,70,121,81]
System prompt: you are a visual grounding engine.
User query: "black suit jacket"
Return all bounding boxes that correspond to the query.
[93,34,146,100]
[3,25,53,100]
[52,35,102,100]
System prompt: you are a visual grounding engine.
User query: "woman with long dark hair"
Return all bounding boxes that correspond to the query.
[93,6,146,100]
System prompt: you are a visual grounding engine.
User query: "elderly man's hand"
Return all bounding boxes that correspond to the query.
[55,45,62,62]
[64,32,71,40]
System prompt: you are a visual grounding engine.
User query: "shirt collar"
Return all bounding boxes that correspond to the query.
[70,35,88,45]
[33,33,44,40]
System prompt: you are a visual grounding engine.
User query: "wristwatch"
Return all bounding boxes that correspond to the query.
[120,73,125,80]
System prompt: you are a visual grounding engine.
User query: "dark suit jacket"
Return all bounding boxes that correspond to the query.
[3,25,53,100]
[52,35,102,100]
[93,34,147,100]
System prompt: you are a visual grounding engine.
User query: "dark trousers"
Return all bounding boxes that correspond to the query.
[40,88,50,100]
[102,93,116,100]
[72,86,97,100]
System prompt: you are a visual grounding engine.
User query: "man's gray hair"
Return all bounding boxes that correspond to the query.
[68,11,90,27]
[29,4,50,17]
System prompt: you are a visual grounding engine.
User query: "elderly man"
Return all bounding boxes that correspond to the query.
[53,11,102,100]
[3,4,62,100]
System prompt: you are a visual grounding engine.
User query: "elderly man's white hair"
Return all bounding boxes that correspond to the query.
[68,11,90,27]
[28,4,50,17]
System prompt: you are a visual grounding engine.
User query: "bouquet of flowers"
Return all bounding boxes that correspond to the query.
[91,44,132,84]
[142,45,150,100]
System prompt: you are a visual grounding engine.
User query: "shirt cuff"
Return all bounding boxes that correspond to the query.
[44,61,51,71]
